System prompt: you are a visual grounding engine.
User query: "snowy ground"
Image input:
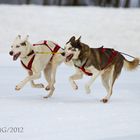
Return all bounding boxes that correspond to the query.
[0,5,140,140]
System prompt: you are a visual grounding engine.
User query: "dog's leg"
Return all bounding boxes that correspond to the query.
[69,68,83,90]
[44,61,57,98]
[101,66,115,103]
[100,71,110,103]
[44,63,52,91]
[15,72,41,90]
[85,69,100,94]
[28,71,44,88]
[101,71,110,93]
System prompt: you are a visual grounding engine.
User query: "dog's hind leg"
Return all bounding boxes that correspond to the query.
[101,70,110,103]
[101,66,117,103]
[44,61,58,98]
[43,63,52,91]
[101,60,123,103]
[28,71,44,88]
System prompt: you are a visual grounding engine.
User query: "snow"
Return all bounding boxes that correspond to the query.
[0,5,140,140]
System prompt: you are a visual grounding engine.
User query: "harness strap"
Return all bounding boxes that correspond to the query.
[21,54,35,71]
[75,47,118,76]
[33,40,60,61]
[50,44,60,61]
[27,50,34,56]
[100,48,118,70]
[21,40,60,71]
[75,60,93,76]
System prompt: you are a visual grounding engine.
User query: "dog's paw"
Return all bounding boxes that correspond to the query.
[15,85,22,91]
[85,84,91,94]
[72,83,78,90]
[36,84,44,88]
[44,89,54,98]
[45,85,50,91]
[43,96,49,99]
[32,83,44,88]
[100,98,108,103]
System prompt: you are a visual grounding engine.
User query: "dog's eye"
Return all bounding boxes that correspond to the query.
[68,47,72,50]
[16,45,20,48]
[11,46,13,48]
[20,42,26,46]
[71,48,76,51]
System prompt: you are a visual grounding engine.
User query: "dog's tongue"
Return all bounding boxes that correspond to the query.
[13,52,21,61]
[66,54,74,62]
[13,55,17,61]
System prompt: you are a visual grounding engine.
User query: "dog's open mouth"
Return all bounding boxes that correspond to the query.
[13,52,21,61]
[66,54,74,62]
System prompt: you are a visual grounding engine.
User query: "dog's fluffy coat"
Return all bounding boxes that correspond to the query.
[9,35,64,98]
[64,36,139,103]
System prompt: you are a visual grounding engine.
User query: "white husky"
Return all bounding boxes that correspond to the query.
[9,35,64,98]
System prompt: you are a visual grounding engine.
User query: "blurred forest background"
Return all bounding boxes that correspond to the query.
[0,0,140,7]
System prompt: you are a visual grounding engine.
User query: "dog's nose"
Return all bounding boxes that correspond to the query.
[61,52,65,56]
[9,51,13,56]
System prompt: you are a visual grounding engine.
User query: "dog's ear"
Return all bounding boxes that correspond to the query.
[69,36,76,42]
[76,36,81,42]
[66,36,76,44]
[24,35,29,41]
[15,35,21,40]
[76,36,81,47]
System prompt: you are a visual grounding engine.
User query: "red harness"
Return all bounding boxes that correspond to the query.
[75,47,118,76]
[75,59,93,76]
[21,40,60,71]
[100,47,118,70]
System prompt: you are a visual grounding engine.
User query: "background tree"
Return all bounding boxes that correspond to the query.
[72,0,79,6]
[43,0,48,5]
[26,0,30,4]
[113,0,120,7]
[124,0,130,8]
[58,0,61,5]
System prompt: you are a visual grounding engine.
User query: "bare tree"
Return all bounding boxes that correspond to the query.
[73,0,79,6]
[43,0,48,5]
[26,0,30,4]
[58,0,61,5]
[113,0,120,7]
[124,0,130,8]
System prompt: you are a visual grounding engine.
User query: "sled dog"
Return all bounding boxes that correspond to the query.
[63,36,139,103]
[9,35,64,98]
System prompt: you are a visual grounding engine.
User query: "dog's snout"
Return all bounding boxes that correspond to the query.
[61,52,65,56]
[9,51,13,56]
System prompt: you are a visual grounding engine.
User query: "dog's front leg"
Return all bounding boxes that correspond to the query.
[28,71,44,88]
[15,72,41,91]
[69,69,83,90]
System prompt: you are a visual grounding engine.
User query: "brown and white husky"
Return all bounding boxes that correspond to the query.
[63,36,139,103]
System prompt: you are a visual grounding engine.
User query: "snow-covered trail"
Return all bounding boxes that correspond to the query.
[0,5,140,140]
[0,63,140,140]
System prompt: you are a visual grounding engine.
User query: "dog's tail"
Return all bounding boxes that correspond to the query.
[123,58,139,71]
